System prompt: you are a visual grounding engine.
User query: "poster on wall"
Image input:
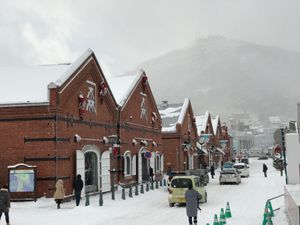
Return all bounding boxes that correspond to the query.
[9,169,35,192]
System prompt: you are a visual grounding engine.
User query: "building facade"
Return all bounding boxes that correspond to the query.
[158,99,198,172]
[108,70,163,185]
[0,49,118,198]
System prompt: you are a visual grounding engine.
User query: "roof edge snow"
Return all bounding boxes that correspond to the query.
[177,98,190,125]
[55,48,94,88]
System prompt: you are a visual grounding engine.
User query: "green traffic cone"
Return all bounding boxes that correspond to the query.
[262,207,269,225]
[225,202,232,218]
[267,213,273,225]
[213,214,219,225]
[267,201,274,217]
[219,208,226,225]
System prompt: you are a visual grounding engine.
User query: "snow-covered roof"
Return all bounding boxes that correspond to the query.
[0,49,94,105]
[195,111,210,135]
[212,115,220,135]
[106,70,142,106]
[158,98,190,133]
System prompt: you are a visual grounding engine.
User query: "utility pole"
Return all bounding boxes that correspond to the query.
[281,128,288,184]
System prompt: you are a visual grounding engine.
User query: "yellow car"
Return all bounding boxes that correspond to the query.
[168,175,207,207]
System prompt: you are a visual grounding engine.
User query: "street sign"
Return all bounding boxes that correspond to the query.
[144,151,152,159]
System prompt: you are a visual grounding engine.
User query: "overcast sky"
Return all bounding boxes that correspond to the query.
[1,0,300,75]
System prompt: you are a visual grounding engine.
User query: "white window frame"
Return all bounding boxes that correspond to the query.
[132,154,137,176]
[155,152,161,172]
[124,151,132,177]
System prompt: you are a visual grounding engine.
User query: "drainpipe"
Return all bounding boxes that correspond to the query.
[116,106,121,182]
[55,88,60,181]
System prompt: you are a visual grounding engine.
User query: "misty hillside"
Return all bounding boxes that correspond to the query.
[139,36,300,122]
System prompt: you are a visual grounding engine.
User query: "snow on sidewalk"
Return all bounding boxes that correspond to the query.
[10,158,289,225]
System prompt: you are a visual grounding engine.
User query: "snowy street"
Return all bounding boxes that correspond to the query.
[10,158,289,225]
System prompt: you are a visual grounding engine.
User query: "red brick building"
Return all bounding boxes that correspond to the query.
[196,112,233,168]
[195,111,215,167]
[0,49,118,198]
[158,99,198,172]
[219,123,232,162]
[211,115,226,166]
[107,70,163,184]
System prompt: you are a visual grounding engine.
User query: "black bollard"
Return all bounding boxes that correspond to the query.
[122,187,126,200]
[135,185,138,196]
[111,185,115,200]
[155,180,159,189]
[129,186,133,198]
[163,179,166,186]
[160,179,163,186]
[99,190,103,206]
[151,181,154,190]
[85,193,90,206]
[141,183,144,194]
[146,182,149,192]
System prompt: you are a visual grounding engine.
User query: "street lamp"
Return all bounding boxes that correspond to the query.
[197,137,206,168]
[107,135,119,200]
[209,145,215,167]
[219,140,228,161]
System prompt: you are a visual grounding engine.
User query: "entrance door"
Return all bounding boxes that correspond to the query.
[142,153,149,181]
[76,150,85,196]
[85,152,98,193]
[101,151,110,192]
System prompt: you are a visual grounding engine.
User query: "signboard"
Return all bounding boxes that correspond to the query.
[9,169,35,192]
[144,151,152,159]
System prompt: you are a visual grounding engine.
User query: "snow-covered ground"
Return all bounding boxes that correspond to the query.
[10,158,289,225]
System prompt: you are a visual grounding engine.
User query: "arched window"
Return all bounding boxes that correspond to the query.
[189,153,193,169]
[132,155,136,176]
[155,153,161,172]
[124,151,131,176]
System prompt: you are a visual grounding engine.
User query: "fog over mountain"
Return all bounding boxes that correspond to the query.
[138,36,300,123]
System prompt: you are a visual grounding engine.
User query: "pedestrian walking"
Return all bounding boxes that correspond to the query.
[53,179,65,209]
[74,174,84,206]
[149,167,154,182]
[0,184,10,225]
[263,163,268,177]
[210,164,215,179]
[185,182,201,225]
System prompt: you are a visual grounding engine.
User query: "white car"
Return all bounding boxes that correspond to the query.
[233,163,250,177]
[219,168,241,185]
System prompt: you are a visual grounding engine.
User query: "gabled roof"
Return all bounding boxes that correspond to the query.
[0,49,94,105]
[158,98,190,133]
[195,111,210,135]
[106,70,143,107]
[212,115,220,135]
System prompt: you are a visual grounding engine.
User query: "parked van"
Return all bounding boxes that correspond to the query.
[168,175,207,207]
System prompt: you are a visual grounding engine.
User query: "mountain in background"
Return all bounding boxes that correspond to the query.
[137,36,300,124]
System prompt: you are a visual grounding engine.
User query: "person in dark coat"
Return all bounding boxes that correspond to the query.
[149,167,154,182]
[210,164,215,179]
[185,182,201,225]
[263,163,268,177]
[74,174,84,206]
[0,184,10,225]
